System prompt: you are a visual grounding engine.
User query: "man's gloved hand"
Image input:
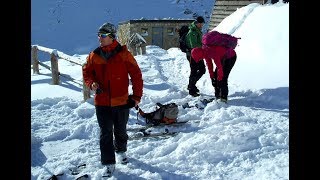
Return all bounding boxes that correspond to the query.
[211,77,217,88]
[96,87,103,94]
[126,95,136,108]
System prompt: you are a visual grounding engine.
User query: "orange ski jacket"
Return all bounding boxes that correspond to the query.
[82,43,143,106]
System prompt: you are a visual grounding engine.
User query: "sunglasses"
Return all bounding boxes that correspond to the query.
[98,33,112,38]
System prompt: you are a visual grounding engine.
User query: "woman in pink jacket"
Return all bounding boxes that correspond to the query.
[191,45,236,102]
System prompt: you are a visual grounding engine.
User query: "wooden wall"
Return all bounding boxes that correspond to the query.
[208,0,266,30]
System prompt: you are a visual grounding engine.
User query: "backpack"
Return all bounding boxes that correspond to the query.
[138,102,179,125]
[202,31,241,49]
[178,25,190,52]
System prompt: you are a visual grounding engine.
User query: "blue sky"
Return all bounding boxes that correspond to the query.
[31,0,214,55]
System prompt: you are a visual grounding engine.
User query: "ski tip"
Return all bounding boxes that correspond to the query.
[69,163,86,175]
[47,173,64,180]
[78,163,87,168]
[76,174,89,180]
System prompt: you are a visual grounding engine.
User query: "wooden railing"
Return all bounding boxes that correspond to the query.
[31,45,91,102]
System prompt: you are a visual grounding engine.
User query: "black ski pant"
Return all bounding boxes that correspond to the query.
[187,53,206,91]
[95,106,129,165]
[213,55,237,100]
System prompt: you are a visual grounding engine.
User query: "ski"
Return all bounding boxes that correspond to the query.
[47,173,89,180]
[127,121,189,132]
[129,129,179,140]
[76,174,89,180]
[128,119,201,140]
[182,97,215,109]
[47,173,63,180]
[47,163,87,180]
[69,163,86,175]
[200,97,216,105]
[183,89,215,98]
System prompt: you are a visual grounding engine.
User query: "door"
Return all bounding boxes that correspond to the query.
[152,27,163,48]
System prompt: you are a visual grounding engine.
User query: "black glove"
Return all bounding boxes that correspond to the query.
[95,87,103,94]
[126,95,136,109]
[211,77,217,88]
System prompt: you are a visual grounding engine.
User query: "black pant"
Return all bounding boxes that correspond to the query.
[213,55,236,100]
[95,106,129,165]
[187,53,206,91]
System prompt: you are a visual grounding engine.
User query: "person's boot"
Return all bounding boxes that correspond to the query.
[220,94,228,103]
[188,77,199,94]
[117,152,128,164]
[187,86,199,93]
[220,98,227,103]
[189,88,200,97]
[102,164,115,178]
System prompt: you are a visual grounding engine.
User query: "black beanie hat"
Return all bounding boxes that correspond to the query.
[98,22,117,39]
[196,16,205,24]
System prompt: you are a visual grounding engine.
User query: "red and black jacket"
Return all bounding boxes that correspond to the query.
[82,41,143,106]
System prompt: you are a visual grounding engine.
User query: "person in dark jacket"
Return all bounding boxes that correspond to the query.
[191,44,236,103]
[82,22,143,177]
[185,16,206,97]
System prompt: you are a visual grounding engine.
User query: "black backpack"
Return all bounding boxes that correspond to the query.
[137,102,179,125]
[178,25,190,53]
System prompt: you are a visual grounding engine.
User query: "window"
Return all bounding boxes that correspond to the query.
[167,27,174,35]
[141,28,148,36]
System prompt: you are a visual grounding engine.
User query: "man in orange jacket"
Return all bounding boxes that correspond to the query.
[82,22,143,177]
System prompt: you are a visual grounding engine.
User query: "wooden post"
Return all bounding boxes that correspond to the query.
[141,44,146,55]
[31,46,40,74]
[50,53,60,85]
[82,70,90,102]
[137,44,142,55]
[131,45,137,56]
